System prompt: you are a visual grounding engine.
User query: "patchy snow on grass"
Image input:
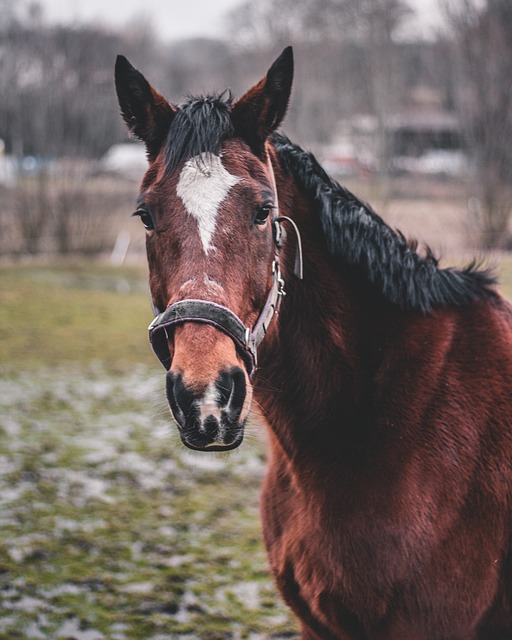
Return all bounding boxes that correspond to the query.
[0,364,298,639]
[219,581,262,610]
[56,617,105,640]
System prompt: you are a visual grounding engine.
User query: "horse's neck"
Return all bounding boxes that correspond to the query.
[255,173,390,465]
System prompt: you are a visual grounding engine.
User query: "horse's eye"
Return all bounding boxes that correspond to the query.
[133,207,155,231]
[254,204,273,226]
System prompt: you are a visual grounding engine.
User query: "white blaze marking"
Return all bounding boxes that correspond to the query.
[176,153,239,254]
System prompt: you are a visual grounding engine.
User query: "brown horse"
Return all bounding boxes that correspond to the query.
[115,47,512,639]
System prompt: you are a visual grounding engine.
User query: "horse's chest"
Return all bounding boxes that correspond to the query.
[261,473,408,628]
[260,465,499,638]
[264,502,406,611]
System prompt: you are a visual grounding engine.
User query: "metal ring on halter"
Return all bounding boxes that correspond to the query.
[275,216,303,280]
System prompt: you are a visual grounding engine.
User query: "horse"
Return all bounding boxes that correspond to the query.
[115,47,512,639]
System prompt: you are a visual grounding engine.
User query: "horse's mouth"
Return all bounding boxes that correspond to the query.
[178,426,245,452]
[170,409,246,452]
[180,434,244,452]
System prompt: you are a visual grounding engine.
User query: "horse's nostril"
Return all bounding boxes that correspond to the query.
[166,371,197,429]
[217,367,246,421]
[216,371,234,406]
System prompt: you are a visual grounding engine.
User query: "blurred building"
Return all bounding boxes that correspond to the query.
[322,108,468,177]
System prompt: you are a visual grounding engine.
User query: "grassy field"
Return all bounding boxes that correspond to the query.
[0,264,154,371]
[1,258,512,640]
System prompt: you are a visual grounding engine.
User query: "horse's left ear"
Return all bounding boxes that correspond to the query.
[232,46,294,157]
[115,55,177,161]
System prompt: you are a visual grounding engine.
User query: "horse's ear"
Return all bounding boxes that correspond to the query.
[115,55,176,161]
[232,46,293,157]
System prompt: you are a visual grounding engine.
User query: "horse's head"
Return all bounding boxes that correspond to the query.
[115,48,294,451]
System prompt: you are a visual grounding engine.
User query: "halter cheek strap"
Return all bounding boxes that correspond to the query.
[147,152,303,377]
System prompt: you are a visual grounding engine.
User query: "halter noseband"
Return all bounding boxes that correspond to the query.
[147,153,303,377]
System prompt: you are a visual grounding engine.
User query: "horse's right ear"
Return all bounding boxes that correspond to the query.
[232,46,294,157]
[115,55,176,161]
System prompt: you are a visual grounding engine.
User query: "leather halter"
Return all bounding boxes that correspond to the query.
[148,152,303,377]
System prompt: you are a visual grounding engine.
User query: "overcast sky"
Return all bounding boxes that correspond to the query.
[36,0,443,42]
[37,0,245,41]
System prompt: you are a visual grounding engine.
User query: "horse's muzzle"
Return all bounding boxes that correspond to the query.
[166,367,247,451]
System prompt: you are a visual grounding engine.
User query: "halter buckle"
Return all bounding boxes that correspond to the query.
[272,259,286,296]
[273,218,286,249]
[244,328,258,367]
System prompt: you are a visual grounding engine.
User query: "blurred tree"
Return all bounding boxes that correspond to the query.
[164,39,235,99]
[0,1,162,159]
[227,0,411,166]
[445,0,512,248]
[0,0,164,255]
[344,0,412,172]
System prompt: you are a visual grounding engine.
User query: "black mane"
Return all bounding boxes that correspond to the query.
[164,94,233,174]
[272,133,496,313]
[161,93,495,313]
